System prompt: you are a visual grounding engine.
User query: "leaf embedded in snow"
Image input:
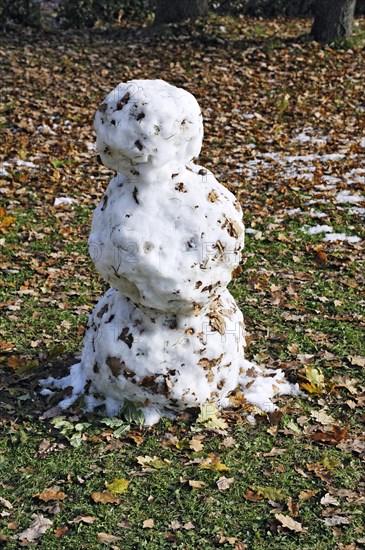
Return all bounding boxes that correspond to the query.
[105,478,129,495]
[275,513,306,533]
[18,513,52,544]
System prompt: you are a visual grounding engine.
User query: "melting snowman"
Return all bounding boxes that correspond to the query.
[42,80,299,425]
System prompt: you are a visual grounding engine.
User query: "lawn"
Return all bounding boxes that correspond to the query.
[0,13,364,549]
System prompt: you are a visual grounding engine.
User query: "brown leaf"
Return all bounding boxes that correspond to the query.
[91,491,120,504]
[298,489,319,501]
[244,489,263,502]
[97,532,122,544]
[188,480,206,490]
[275,513,306,533]
[18,514,52,544]
[142,518,154,529]
[54,525,69,538]
[34,487,67,502]
[70,515,96,524]
[216,476,235,492]
[348,356,365,367]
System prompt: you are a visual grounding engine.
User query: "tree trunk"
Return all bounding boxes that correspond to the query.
[154,0,209,25]
[311,0,356,43]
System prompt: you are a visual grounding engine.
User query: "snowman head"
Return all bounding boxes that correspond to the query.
[94,79,203,174]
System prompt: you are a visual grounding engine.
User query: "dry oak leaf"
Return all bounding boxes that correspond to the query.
[34,486,67,502]
[91,491,120,504]
[320,493,340,506]
[323,516,351,526]
[97,532,122,544]
[275,513,306,533]
[348,356,365,367]
[189,436,205,452]
[18,514,52,544]
[217,476,235,492]
[70,515,96,524]
[142,518,154,529]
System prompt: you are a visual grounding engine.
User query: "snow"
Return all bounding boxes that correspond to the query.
[336,191,363,204]
[323,233,361,243]
[304,225,333,235]
[54,197,76,206]
[41,79,300,425]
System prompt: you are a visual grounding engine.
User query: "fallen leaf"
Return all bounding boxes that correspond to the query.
[97,532,122,544]
[189,436,204,452]
[105,478,129,495]
[348,356,365,367]
[142,518,154,529]
[310,409,335,426]
[299,489,319,501]
[34,487,67,502]
[300,366,325,395]
[188,480,206,490]
[183,522,195,530]
[70,515,96,524]
[275,513,306,532]
[0,497,13,510]
[54,525,69,538]
[216,476,235,492]
[256,486,285,502]
[320,493,340,506]
[199,455,229,472]
[323,516,351,526]
[18,514,52,544]
[332,376,359,395]
[137,455,171,469]
[244,489,263,502]
[91,491,120,504]
[196,403,228,429]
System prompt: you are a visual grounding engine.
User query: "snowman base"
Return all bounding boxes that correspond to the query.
[41,288,300,426]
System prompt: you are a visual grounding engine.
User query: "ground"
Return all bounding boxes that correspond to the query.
[0,14,364,550]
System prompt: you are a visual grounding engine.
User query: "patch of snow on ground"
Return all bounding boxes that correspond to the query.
[336,191,363,204]
[323,233,361,243]
[304,225,333,235]
[54,197,76,206]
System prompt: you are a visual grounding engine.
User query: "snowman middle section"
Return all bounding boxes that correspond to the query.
[77,161,247,422]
